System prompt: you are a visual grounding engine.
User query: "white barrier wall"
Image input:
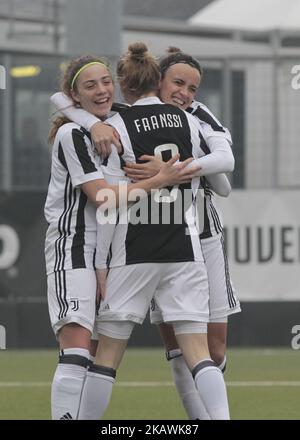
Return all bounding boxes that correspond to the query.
[218,190,300,301]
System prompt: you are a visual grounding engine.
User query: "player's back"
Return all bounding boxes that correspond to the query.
[105,96,204,267]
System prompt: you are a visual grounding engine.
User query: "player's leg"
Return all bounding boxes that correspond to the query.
[207,321,227,370]
[48,269,97,420]
[78,263,160,419]
[174,325,230,420]
[89,323,100,366]
[157,322,210,420]
[157,261,229,420]
[78,324,133,420]
[202,233,240,370]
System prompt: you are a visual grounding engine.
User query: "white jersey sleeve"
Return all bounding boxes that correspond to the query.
[51,92,100,131]
[96,145,130,269]
[205,173,231,197]
[57,123,104,187]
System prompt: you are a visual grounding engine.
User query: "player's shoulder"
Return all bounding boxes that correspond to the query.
[188,100,214,117]
[111,102,130,113]
[181,107,201,129]
[56,122,91,145]
[188,100,230,136]
[56,121,81,138]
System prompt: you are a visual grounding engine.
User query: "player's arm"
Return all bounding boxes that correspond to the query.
[50,92,121,157]
[123,136,234,181]
[205,173,232,197]
[94,222,115,300]
[82,154,199,208]
[187,134,235,177]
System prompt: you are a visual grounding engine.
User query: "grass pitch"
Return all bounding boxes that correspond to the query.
[0,348,299,419]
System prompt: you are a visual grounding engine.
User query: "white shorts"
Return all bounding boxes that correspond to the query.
[149,233,240,324]
[47,268,97,336]
[96,261,209,332]
[202,233,240,320]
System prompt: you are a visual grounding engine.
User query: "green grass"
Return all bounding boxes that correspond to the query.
[0,348,299,419]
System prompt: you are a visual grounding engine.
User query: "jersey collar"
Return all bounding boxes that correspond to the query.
[133,96,163,106]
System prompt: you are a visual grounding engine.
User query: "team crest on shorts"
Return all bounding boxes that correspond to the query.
[150,298,156,311]
[70,298,79,311]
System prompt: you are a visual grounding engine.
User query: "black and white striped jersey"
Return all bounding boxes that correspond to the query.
[187,100,232,239]
[97,96,208,267]
[44,122,104,275]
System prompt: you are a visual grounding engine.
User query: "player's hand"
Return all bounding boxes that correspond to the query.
[174,160,202,179]
[124,155,163,181]
[96,268,108,301]
[158,155,201,186]
[90,122,122,158]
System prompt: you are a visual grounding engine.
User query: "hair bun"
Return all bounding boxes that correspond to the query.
[128,42,148,62]
[167,46,182,54]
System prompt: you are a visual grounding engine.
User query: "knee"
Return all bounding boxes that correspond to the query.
[210,351,226,367]
[208,337,226,366]
[207,325,227,365]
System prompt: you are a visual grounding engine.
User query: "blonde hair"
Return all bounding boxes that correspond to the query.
[117,42,160,101]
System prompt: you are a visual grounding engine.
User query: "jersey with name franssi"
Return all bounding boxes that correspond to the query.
[99,96,208,267]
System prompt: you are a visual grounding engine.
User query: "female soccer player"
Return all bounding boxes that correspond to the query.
[75,42,231,420]
[46,53,197,420]
[51,47,238,420]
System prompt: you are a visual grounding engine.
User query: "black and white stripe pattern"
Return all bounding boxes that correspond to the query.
[45,122,103,275]
[220,232,237,309]
[187,101,231,239]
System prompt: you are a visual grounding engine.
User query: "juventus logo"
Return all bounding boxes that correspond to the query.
[70,299,79,311]
[150,298,156,312]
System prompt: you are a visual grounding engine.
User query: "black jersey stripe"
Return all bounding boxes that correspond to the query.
[111,102,130,113]
[58,142,68,170]
[59,270,68,319]
[72,128,97,174]
[55,270,68,320]
[55,270,65,321]
[93,248,96,270]
[80,126,92,142]
[61,269,68,318]
[190,105,226,133]
[57,270,64,320]
[220,233,236,308]
[210,202,223,235]
[200,180,221,238]
[200,197,212,239]
[59,179,75,271]
[71,191,88,268]
[52,175,73,319]
[198,129,211,155]
[54,175,71,272]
